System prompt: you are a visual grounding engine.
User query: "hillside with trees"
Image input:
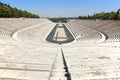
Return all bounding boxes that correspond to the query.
[78,9,120,20]
[0,2,40,18]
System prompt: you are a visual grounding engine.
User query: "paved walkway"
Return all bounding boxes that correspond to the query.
[46,24,74,44]
[53,26,67,41]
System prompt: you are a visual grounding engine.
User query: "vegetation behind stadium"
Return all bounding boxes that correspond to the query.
[0,2,40,18]
[0,2,120,21]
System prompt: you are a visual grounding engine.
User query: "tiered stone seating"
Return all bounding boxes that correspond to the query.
[0,18,59,80]
[65,20,102,44]
[63,19,120,80]
[1,18,120,80]
[0,18,49,41]
[16,21,56,44]
[66,19,120,45]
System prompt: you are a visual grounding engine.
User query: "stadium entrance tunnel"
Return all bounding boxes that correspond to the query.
[46,24,75,44]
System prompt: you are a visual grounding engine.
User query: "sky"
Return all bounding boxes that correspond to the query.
[0,0,120,17]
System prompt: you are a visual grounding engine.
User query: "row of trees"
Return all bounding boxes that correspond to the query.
[49,9,120,23]
[0,2,40,18]
[78,9,120,20]
[48,18,68,23]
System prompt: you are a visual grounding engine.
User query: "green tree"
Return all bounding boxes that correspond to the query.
[0,2,40,18]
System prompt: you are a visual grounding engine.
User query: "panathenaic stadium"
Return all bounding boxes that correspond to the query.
[0,18,120,80]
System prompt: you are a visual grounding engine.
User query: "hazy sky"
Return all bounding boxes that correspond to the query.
[0,0,120,17]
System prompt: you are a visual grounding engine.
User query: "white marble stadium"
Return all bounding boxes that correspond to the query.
[0,18,120,80]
